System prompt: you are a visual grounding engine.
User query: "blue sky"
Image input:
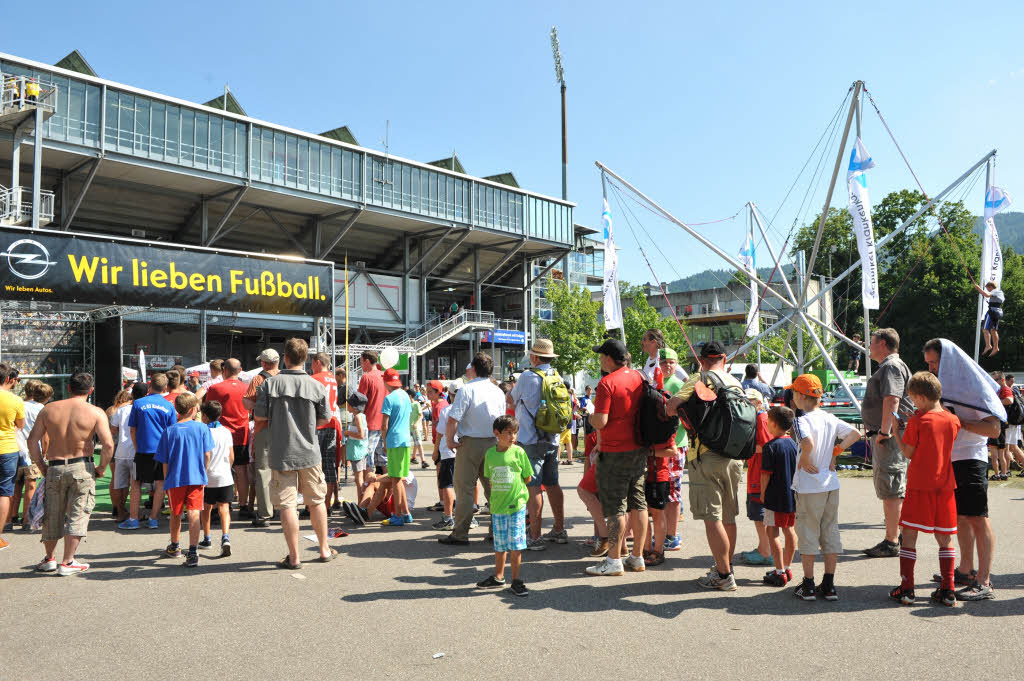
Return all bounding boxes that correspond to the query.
[7,1,1023,283]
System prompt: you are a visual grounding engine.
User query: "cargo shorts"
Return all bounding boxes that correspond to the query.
[872,435,907,500]
[595,449,648,518]
[42,460,96,542]
[270,465,328,511]
[686,450,743,522]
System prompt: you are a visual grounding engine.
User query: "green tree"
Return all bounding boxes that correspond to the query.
[532,276,604,378]
[618,282,689,364]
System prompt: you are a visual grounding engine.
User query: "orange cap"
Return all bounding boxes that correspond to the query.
[786,373,823,397]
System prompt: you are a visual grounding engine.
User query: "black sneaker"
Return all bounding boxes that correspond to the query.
[932,569,976,586]
[184,552,199,568]
[930,588,957,607]
[331,501,342,511]
[476,575,506,589]
[357,506,370,523]
[342,501,365,527]
[763,571,788,587]
[198,537,212,549]
[889,585,915,605]
[956,582,995,601]
[863,540,900,558]
[794,579,816,601]
[816,583,839,601]
[165,543,181,558]
[439,535,470,546]
[251,518,268,528]
[510,579,529,597]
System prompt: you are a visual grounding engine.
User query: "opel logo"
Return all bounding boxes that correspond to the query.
[1,238,57,280]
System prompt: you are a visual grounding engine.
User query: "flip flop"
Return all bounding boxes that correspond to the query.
[315,548,339,563]
[278,556,302,570]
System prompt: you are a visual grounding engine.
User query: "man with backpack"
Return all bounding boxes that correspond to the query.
[510,339,569,550]
[666,341,749,591]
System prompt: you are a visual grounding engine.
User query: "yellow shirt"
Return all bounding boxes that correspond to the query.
[0,390,26,454]
[673,369,742,461]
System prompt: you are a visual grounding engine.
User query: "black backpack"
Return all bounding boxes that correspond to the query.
[1007,391,1024,426]
[677,371,756,460]
[634,379,679,448]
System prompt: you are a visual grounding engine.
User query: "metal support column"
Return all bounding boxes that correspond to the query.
[32,106,42,228]
[199,199,209,361]
[974,158,993,362]
[522,254,530,358]
[402,235,410,334]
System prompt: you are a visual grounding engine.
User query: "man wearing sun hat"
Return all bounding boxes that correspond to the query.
[510,338,567,550]
[666,341,745,591]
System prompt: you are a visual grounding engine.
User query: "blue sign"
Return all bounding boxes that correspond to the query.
[481,329,526,345]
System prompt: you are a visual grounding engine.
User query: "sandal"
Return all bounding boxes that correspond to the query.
[645,552,665,567]
[315,548,339,563]
[278,556,302,570]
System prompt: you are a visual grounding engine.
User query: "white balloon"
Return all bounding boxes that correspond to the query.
[380,346,399,369]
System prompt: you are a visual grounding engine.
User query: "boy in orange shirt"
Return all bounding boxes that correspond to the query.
[889,371,961,607]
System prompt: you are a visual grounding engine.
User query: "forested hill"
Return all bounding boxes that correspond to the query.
[974,211,1024,253]
[665,264,795,292]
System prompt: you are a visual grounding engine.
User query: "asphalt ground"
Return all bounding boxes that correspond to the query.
[2,463,1022,681]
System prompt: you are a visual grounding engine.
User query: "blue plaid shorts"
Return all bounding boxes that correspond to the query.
[491,508,527,553]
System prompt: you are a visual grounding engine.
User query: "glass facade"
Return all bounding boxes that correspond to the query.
[0,58,573,246]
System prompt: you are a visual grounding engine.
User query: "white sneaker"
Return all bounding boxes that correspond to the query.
[624,554,646,572]
[469,517,480,529]
[585,558,624,576]
[697,569,737,591]
[35,557,57,572]
[57,559,90,576]
[543,529,569,544]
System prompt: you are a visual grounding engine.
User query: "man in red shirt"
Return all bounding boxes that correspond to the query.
[205,358,250,516]
[585,338,649,577]
[310,352,341,511]
[357,350,386,473]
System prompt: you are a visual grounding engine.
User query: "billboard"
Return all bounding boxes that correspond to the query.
[0,226,334,316]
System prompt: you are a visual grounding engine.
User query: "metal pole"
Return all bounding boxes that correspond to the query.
[32,106,42,228]
[561,82,568,201]
[800,81,862,307]
[798,310,862,412]
[796,251,805,372]
[974,158,992,361]
[200,311,207,362]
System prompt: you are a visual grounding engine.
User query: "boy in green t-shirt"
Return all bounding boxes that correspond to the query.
[478,415,533,596]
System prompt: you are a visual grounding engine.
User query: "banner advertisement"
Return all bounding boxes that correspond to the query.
[601,198,623,330]
[847,137,879,310]
[0,226,334,316]
[981,186,1012,290]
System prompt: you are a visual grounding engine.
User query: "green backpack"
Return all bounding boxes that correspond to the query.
[529,367,573,434]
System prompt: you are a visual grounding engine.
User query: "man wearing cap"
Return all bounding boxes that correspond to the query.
[243,348,280,526]
[666,341,745,591]
[861,328,915,558]
[253,338,335,568]
[357,350,387,475]
[438,353,507,545]
[585,338,649,576]
[509,338,567,549]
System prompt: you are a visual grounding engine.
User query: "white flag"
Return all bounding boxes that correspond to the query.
[601,198,623,331]
[738,232,758,337]
[981,186,1011,290]
[139,350,147,383]
[847,137,879,309]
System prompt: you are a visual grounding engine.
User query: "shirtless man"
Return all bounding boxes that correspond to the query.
[27,372,114,575]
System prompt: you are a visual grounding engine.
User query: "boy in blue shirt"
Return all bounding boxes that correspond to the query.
[478,415,533,597]
[123,373,176,529]
[155,392,213,568]
[380,369,413,526]
[760,406,800,587]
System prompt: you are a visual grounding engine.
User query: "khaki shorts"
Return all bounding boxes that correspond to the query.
[686,451,743,522]
[872,435,907,499]
[595,449,648,518]
[15,463,41,485]
[270,465,327,511]
[42,461,96,542]
[795,489,842,556]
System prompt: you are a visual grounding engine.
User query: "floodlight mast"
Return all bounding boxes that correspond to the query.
[551,26,567,201]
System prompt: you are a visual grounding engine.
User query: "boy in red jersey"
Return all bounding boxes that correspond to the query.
[889,371,962,607]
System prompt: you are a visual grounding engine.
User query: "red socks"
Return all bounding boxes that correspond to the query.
[939,547,956,590]
[899,548,916,590]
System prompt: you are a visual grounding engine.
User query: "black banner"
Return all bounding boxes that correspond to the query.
[0,227,334,316]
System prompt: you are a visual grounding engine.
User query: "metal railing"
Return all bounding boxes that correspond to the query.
[1,185,55,225]
[1,74,56,114]
[410,309,495,355]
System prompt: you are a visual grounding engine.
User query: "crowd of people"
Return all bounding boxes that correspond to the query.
[0,326,1012,604]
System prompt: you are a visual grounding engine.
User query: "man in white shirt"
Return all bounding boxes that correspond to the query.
[975,282,1005,356]
[438,353,507,546]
